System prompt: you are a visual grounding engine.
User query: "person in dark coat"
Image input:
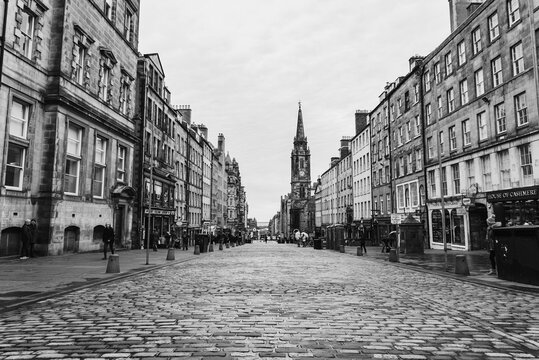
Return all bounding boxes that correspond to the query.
[29,219,38,257]
[102,223,115,260]
[150,229,159,252]
[182,230,189,251]
[20,219,32,260]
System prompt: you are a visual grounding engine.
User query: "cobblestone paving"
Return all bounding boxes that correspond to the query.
[1,242,538,359]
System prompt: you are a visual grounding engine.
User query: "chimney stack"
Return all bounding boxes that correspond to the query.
[355,110,369,135]
[218,133,225,153]
[198,124,208,139]
[449,0,484,32]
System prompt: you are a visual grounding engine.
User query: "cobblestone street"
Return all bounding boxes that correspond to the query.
[1,242,538,360]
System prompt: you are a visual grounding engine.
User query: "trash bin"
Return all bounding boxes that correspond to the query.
[494,226,539,285]
[313,238,322,250]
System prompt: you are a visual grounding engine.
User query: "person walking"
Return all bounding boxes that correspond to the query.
[102,223,115,260]
[20,219,32,260]
[359,231,367,254]
[150,229,159,252]
[487,214,500,275]
[182,230,189,251]
[29,219,38,258]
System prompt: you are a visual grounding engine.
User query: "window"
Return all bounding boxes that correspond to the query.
[457,41,466,66]
[413,84,419,104]
[105,0,113,20]
[494,103,506,134]
[20,9,35,59]
[481,155,492,191]
[488,12,500,41]
[426,103,432,125]
[472,27,482,55]
[447,88,455,112]
[5,144,25,190]
[424,70,431,92]
[466,160,475,187]
[498,150,511,188]
[445,52,453,75]
[398,185,405,209]
[65,124,82,195]
[437,96,443,118]
[397,98,402,117]
[434,62,442,84]
[117,145,126,182]
[124,8,134,42]
[100,64,111,101]
[449,126,457,151]
[93,137,107,198]
[442,168,448,196]
[491,57,503,87]
[459,79,469,105]
[477,112,487,141]
[406,121,411,143]
[511,42,524,76]
[519,144,533,186]
[515,92,528,126]
[414,116,420,138]
[415,149,422,171]
[407,153,413,174]
[452,164,460,195]
[120,80,130,115]
[10,99,29,139]
[428,170,436,195]
[439,131,444,155]
[475,69,484,96]
[508,0,521,27]
[462,119,471,146]
[427,137,434,159]
[398,127,403,146]
[73,42,87,85]
[385,166,390,183]
[404,91,410,111]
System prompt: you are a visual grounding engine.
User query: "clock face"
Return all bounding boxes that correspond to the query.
[299,170,305,176]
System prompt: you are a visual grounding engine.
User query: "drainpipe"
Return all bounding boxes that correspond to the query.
[0,0,10,88]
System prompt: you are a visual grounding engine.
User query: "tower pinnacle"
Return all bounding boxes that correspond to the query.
[295,102,305,142]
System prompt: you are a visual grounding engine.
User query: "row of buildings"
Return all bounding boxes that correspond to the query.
[272,0,539,251]
[0,0,247,257]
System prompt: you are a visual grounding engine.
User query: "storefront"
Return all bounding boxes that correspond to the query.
[486,186,539,226]
[427,195,488,251]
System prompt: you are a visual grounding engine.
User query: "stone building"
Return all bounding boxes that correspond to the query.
[211,133,227,232]
[132,53,177,248]
[423,0,539,250]
[351,110,372,239]
[390,58,427,229]
[0,0,140,256]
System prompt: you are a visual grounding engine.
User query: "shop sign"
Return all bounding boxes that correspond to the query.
[390,213,403,224]
[486,186,539,202]
[456,207,467,216]
[144,209,175,216]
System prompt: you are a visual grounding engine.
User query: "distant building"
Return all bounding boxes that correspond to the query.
[288,103,315,235]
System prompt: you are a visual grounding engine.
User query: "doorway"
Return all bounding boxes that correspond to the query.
[63,226,80,253]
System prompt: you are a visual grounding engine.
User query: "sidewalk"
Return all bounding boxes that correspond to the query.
[341,245,539,293]
[0,247,207,312]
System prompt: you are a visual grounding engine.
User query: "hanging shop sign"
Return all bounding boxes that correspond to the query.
[144,209,176,216]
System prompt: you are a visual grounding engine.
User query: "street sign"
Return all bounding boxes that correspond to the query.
[462,197,472,206]
[390,213,402,225]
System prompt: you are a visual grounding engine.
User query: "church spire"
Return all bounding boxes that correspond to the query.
[295,101,305,142]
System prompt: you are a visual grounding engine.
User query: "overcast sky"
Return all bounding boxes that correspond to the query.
[139,0,451,223]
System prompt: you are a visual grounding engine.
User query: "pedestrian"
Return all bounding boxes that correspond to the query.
[359,232,367,254]
[20,219,32,260]
[151,229,159,252]
[164,231,171,248]
[102,223,115,260]
[182,230,189,251]
[486,214,500,275]
[29,218,38,258]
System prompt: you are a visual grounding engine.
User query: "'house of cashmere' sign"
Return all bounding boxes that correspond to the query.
[486,186,539,202]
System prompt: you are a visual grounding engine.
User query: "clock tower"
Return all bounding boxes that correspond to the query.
[291,102,311,199]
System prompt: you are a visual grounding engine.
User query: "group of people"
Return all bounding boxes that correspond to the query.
[20,219,38,259]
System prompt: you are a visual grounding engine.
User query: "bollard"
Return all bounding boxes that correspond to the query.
[106,254,120,273]
[166,248,175,261]
[219,243,223,251]
[455,254,470,276]
[209,243,214,252]
[232,242,236,248]
[226,243,230,248]
[339,244,345,253]
[194,245,200,255]
[357,247,363,256]
[388,249,398,262]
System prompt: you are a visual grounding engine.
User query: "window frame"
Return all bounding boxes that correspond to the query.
[472,27,482,55]
[488,12,500,41]
[491,56,503,87]
[65,124,83,196]
[515,92,528,126]
[511,42,524,76]
[494,102,506,134]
